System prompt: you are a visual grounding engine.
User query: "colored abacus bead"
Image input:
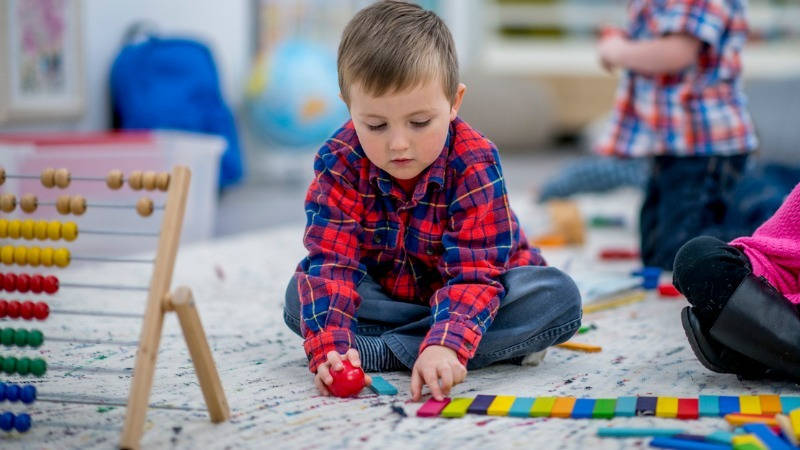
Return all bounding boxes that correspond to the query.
[29,275,42,293]
[2,356,16,373]
[107,170,124,189]
[54,168,71,188]
[0,246,12,265]
[142,171,157,190]
[15,357,30,375]
[19,301,34,320]
[156,172,170,191]
[14,246,26,265]
[5,384,19,402]
[20,219,35,238]
[7,220,20,238]
[40,168,56,188]
[27,330,43,347]
[62,221,78,241]
[2,273,15,291]
[43,275,58,294]
[56,195,71,214]
[21,385,36,404]
[70,195,87,215]
[20,195,37,214]
[0,219,6,237]
[137,197,154,217]
[129,170,143,190]
[35,220,48,240]
[0,194,15,213]
[27,247,40,266]
[33,301,49,320]
[0,411,13,431]
[40,247,53,266]
[47,220,61,240]
[14,413,32,433]
[0,300,6,317]
[6,301,20,318]
[16,274,30,292]
[13,329,28,347]
[30,358,46,376]
[53,248,70,267]
[0,167,4,185]
[0,382,5,401]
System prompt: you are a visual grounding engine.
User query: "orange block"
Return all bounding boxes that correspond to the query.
[759,395,782,415]
[551,397,576,418]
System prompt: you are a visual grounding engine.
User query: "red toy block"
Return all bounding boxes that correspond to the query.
[599,248,639,260]
[658,284,681,297]
[677,398,699,419]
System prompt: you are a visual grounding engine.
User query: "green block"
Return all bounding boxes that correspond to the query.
[593,398,617,419]
[441,397,473,418]
[530,397,556,417]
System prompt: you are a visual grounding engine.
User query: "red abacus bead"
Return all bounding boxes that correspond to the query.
[16,274,30,293]
[7,300,21,318]
[29,275,43,294]
[0,300,7,317]
[33,302,49,320]
[43,275,58,294]
[3,273,17,292]
[20,301,34,320]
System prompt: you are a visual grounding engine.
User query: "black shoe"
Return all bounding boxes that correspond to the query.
[708,274,800,381]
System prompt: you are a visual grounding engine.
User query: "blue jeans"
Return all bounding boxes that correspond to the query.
[284,265,582,370]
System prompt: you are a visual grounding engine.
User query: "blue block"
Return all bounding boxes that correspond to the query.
[636,396,658,416]
[615,396,638,417]
[705,431,735,444]
[718,396,739,416]
[368,376,397,396]
[742,423,793,450]
[572,398,595,418]
[508,397,535,418]
[649,437,732,450]
[467,395,495,415]
[780,396,800,414]
[698,395,720,417]
[598,427,685,438]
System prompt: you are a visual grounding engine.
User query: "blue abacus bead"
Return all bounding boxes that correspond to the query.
[0,411,14,432]
[20,385,36,404]
[0,382,6,402]
[4,384,19,402]
[14,413,31,433]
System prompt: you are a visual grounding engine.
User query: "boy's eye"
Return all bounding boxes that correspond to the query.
[411,119,431,128]
[367,123,386,131]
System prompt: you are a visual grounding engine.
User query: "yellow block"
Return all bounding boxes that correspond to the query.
[530,397,556,417]
[740,396,762,415]
[791,409,800,442]
[759,395,782,415]
[776,414,800,446]
[487,396,516,416]
[555,341,602,352]
[656,397,678,418]
[551,397,576,418]
[731,434,766,450]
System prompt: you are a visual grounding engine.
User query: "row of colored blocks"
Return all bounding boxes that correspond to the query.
[417,395,800,419]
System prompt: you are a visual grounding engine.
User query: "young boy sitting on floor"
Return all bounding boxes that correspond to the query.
[284,0,581,401]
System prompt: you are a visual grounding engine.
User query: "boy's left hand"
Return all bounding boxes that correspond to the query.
[597,34,627,72]
[410,345,467,402]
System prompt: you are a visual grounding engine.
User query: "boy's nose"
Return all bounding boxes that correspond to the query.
[388,132,410,152]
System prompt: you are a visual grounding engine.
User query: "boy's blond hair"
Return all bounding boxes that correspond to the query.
[338,1,459,105]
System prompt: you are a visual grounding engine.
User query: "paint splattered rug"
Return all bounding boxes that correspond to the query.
[2,188,797,449]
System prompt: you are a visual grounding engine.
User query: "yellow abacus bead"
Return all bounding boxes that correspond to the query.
[20,220,35,240]
[35,220,48,240]
[47,220,61,240]
[1,246,13,265]
[40,247,54,267]
[7,220,21,239]
[14,246,26,265]
[27,246,40,266]
[53,248,70,268]
[62,222,78,241]
[0,219,7,238]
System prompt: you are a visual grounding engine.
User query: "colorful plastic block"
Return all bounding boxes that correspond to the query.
[636,396,657,416]
[649,437,731,449]
[551,397,576,418]
[719,396,740,416]
[759,395,782,416]
[699,395,720,417]
[441,397,473,418]
[593,398,616,419]
[368,376,398,395]
[731,434,767,450]
[466,395,495,415]
[725,414,778,427]
[417,398,450,417]
[677,398,699,420]
[572,398,595,419]
[615,396,637,417]
[487,396,515,416]
[705,431,736,444]
[597,427,685,438]
[530,397,555,417]
[775,414,800,446]
[781,396,800,414]
[508,397,535,418]
[790,409,800,442]
[656,397,679,418]
[740,396,762,415]
[742,423,792,450]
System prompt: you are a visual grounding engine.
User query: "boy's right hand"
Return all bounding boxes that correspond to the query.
[314,348,372,396]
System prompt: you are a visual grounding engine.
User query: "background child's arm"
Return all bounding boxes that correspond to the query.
[598,33,701,75]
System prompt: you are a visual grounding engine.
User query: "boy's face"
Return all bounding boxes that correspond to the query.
[348,79,466,180]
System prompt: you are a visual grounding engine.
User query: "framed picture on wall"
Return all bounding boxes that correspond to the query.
[0,0,84,123]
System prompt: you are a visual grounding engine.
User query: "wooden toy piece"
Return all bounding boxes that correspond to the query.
[725,414,779,427]
[597,427,685,438]
[106,170,124,190]
[441,397,473,418]
[572,398,595,418]
[551,397,576,418]
[128,170,143,190]
[547,200,585,245]
[615,396,637,417]
[142,171,157,191]
[699,395,720,417]
[677,398,699,420]
[790,409,800,443]
[156,172,171,191]
[742,423,793,450]
[367,376,397,395]
[0,194,16,213]
[656,397,679,418]
[54,168,71,188]
[719,396,741,416]
[592,398,616,419]
[69,195,87,216]
[583,290,647,314]
[636,396,658,416]
[658,283,681,297]
[508,397,535,418]
[417,398,450,417]
[759,395,782,416]
[775,414,800,446]
[0,167,5,185]
[649,436,733,450]
[466,395,495,415]
[56,195,71,214]
[487,395,515,416]
[531,233,567,248]
[530,397,556,417]
[137,197,154,217]
[731,434,767,450]
[40,168,56,188]
[19,195,37,214]
[780,396,800,414]
[740,396,762,415]
[556,341,602,352]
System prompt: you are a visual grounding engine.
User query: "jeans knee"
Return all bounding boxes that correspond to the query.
[283,275,302,336]
[545,267,583,323]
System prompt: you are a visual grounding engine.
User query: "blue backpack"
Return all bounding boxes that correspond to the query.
[110,27,244,189]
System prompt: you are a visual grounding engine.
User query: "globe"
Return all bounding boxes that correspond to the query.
[245,39,349,149]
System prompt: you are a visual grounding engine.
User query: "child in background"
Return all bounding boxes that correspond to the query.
[674,182,800,380]
[283,1,581,401]
[596,0,758,270]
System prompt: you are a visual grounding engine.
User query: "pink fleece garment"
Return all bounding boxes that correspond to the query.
[730,182,800,304]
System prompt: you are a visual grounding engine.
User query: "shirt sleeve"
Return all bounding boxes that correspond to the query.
[296,153,367,372]
[655,0,731,50]
[421,162,516,365]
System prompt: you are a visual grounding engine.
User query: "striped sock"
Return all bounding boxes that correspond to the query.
[354,335,406,372]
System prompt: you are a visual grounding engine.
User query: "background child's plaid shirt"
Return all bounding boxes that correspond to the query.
[596,0,758,157]
[295,118,545,372]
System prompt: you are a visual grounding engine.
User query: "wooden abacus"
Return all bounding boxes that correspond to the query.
[0,165,229,449]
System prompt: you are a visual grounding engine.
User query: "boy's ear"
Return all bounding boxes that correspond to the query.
[449,83,466,121]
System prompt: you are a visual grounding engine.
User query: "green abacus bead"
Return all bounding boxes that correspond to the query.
[16,357,30,375]
[0,328,14,346]
[27,330,43,348]
[2,356,16,374]
[30,358,46,376]
[14,328,28,347]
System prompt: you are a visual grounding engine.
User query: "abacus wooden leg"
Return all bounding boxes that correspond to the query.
[168,286,230,423]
